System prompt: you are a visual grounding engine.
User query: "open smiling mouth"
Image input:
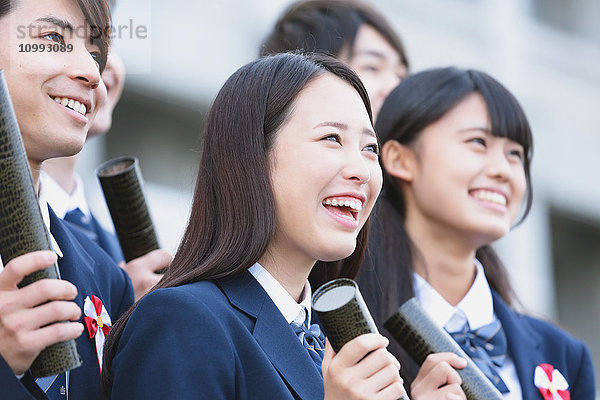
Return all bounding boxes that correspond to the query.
[52,96,87,116]
[322,197,362,221]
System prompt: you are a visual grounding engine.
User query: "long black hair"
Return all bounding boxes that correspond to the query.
[103,52,374,394]
[356,67,534,392]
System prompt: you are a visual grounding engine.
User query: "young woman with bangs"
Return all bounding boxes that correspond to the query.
[356,67,595,399]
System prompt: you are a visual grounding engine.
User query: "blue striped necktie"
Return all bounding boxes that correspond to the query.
[449,319,510,393]
[290,307,325,372]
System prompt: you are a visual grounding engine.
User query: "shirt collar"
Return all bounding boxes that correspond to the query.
[248,262,312,324]
[39,171,89,219]
[38,178,63,258]
[413,259,494,332]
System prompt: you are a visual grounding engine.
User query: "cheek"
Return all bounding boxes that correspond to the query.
[510,169,528,216]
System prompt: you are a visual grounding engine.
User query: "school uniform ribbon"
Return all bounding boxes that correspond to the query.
[534,363,570,400]
[83,295,112,371]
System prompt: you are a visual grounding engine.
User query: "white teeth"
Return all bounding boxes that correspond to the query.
[474,190,507,206]
[53,96,87,116]
[323,198,363,211]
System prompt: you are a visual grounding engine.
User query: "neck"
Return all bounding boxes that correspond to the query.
[28,159,42,194]
[258,243,314,302]
[42,155,79,195]
[406,211,478,306]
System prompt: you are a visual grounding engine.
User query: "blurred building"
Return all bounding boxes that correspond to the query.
[79,0,600,387]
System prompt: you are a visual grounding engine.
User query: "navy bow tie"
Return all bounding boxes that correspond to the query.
[449,319,510,393]
[290,309,325,373]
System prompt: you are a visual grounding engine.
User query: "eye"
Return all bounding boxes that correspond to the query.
[507,148,524,161]
[321,134,342,144]
[469,137,487,147]
[363,143,380,155]
[88,51,102,70]
[363,65,380,73]
[42,32,65,45]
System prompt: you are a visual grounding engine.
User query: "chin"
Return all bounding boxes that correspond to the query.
[56,139,86,158]
[316,240,358,262]
[472,226,509,248]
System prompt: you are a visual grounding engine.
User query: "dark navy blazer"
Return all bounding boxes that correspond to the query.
[110,271,324,399]
[63,211,124,265]
[492,291,595,399]
[0,207,134,400]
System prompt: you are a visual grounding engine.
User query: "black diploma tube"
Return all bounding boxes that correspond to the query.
[96,157,160,263]
[313,279,410,400]
[384,298,503,400]
[0,70,82,378]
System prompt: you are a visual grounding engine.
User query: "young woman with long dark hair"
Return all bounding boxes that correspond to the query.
[356,67,595,399]
[103,52,406,400]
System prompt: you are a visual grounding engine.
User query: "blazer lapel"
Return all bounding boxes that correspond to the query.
[219,272,324,400]
[493,291,544,399]
[49,207,96,279]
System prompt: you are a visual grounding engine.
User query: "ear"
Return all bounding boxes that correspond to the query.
[381,140,416,182]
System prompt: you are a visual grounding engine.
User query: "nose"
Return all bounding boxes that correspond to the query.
[69,48,102,90]
[342,148,372,184]
[381,70,401,100]
[486,147,512,181]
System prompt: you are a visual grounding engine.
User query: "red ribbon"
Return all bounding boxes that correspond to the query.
[537,363,570,400]
[84,295,111,339]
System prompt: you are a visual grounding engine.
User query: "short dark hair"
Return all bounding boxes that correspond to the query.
[0,0,111,72]
[260,0,408,69]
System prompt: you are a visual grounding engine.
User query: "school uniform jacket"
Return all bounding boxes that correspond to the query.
[0,207,134,400]
[110,270,325,399]
[64,211,124,264]
[492,291,595,399]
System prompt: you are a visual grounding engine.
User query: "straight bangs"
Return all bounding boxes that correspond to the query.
[77,0,111,72]
[469,70,533,220]
[469,70,533,159]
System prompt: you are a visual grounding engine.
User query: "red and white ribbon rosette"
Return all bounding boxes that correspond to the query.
[534,363,570,400]
[83,295,112,371]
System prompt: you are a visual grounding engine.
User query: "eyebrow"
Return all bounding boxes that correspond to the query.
[313,121,377,139]
[459,127,492,134]
[35,17,74,32]
[352,50,386,59]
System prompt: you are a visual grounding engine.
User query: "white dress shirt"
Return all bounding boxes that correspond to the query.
[413,260,523,399]
[40,171,90,219]
[248,262,313,327]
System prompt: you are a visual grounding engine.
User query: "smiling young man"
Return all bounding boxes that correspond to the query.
[0,1,134,399]
[41,0,170,301]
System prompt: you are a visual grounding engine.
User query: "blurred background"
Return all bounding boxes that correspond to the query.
[78,0,600,387]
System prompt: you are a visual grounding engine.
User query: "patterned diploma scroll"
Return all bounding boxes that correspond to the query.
[0,70,81,378]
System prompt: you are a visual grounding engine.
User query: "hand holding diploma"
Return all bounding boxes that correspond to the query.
[315,279,409,400]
